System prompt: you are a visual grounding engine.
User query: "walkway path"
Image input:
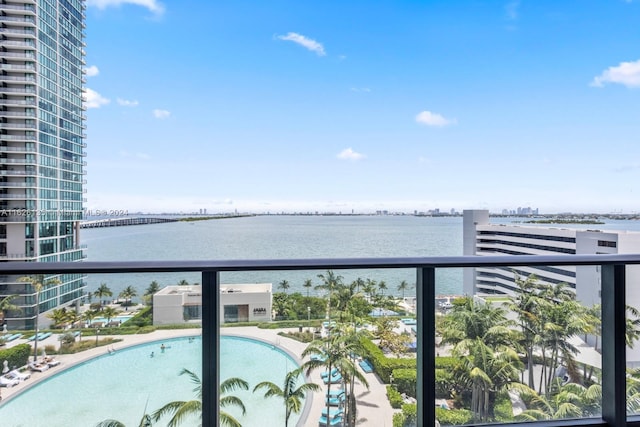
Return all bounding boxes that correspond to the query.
[1,327,394,426]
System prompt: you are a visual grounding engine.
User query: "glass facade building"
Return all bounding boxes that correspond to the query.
[0,0,86,329]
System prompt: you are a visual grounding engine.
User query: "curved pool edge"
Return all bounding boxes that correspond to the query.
[220,331,315,427]
[1,327,314,427]
[0,328,202,405]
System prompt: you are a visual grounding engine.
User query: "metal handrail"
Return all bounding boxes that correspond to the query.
[1,253,640,275]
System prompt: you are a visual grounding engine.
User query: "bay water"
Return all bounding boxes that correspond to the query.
[81,215,640,302]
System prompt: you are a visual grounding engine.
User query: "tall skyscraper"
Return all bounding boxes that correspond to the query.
[0,0,86,329]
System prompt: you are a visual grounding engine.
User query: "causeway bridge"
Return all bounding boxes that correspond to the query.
[80,217,178,228]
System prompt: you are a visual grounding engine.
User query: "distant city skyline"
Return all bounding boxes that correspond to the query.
[85,1,640,215]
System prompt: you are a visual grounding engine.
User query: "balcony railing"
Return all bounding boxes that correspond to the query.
[1,253,640,427]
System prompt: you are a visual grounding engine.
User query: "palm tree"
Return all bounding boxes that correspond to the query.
[253,367,320,427]
[515,381,602,421]
[17,274,61,362]
[627,305,640,348]
[65,309,83,341]
[397,280,411,299]
[94,283,113,309]
[0,295,20,326]
[362,279,377,301]
[536,283,588,395]
[302,279,313,298]
[377,280,388,297]
[353,277,365,294]
[278,280,290,294]
[177,279,189,287]
[144,281,161,306]
[119,285,138,310]
[152,368,248,427]
[101,306,121,325]
[440,296,521,421]
[507,274,548,389]
[315,270,344,324]
[83,308,100,328]
[302,329,368,427]
[48,308,70,329]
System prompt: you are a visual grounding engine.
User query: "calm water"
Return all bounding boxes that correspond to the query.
[81,215,640,301]
[0,336,302,427]
[82,215,464,299]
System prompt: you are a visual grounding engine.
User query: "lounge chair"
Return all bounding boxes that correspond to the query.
[318,413,344,427]
[326,389,346,406]
[358,359,374,373]
[39,332,52,341]
[28,361,49,372]
[5,333,22,342]
[320,368,339,379]
[321,408,344,418]
[43,356,61,367]
[4,369,30,381]
[323,372,342,385]
[0,375,19,388]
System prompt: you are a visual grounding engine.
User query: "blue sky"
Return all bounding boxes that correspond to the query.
[84,0,640,214]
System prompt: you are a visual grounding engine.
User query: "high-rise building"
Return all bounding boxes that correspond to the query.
[0,0,86,329]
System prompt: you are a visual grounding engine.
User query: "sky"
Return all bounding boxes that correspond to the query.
[83,0,640,215]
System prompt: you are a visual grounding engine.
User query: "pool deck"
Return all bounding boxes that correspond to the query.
[0,327,394,426]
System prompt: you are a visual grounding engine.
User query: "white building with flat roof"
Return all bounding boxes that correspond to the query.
[153,283,272,325]
[463,209,640,365]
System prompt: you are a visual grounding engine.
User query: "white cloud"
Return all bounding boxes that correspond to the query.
[591,59,640,88]
[87,0,164,14]
[84,88,110,109]
[117,98,139,107]
[277,32,326,56]
[337,148,365,161]
[415,110,456,127]
[350,87,371,93]
[85,65,99,77]
[153,109,171,119]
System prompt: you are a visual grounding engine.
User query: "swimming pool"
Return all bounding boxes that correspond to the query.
[0,336,304,426]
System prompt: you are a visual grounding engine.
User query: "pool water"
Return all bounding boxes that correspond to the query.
[0,336,303,427]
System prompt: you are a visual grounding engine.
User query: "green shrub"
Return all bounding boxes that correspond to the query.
[136,325,157,334]
[221,321,261,328]
[435,356,458,369]
[0,344,32,369]
[402,403,417,426]
[359,337,415,382]
[125,306,152,327]
[278,331,314,343]
[392,412,405,427]
[435,368,455,399]
[392,368,416,397]
[493,392,514,422]
[156,323,202,330]
[386,385,403,409]
[435,408,473,426]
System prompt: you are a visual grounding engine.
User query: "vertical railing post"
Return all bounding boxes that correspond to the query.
[601,264,626,427]
[201,270,220,427]
[416,267,436,427]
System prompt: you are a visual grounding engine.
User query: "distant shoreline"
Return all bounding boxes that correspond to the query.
[519,219,606,225]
